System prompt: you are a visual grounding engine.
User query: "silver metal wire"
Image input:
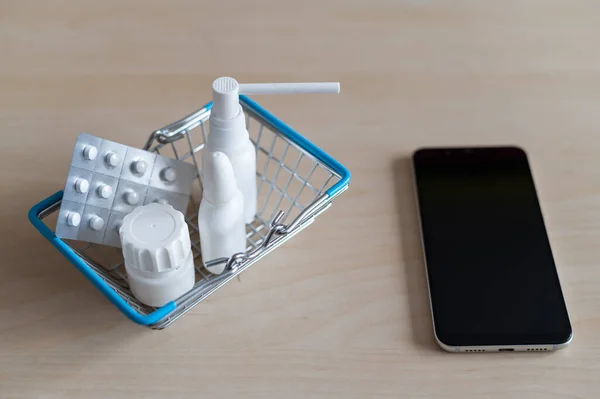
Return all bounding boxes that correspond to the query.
[37,101,343,329]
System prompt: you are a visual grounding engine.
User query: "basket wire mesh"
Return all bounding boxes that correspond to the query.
[34,98,347,329]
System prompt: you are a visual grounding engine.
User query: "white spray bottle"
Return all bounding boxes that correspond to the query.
[206,77,340,223]
[198,151,246,274]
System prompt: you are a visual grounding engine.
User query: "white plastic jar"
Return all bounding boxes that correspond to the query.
[120,203,195,307]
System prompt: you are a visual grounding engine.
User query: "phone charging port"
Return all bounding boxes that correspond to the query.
[499,348,514,352]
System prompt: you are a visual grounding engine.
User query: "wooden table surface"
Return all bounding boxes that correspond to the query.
[2,1,600,397]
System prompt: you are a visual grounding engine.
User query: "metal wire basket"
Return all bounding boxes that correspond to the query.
[29,96,350,329]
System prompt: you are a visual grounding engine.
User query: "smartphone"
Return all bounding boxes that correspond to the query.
[412,146,572,352]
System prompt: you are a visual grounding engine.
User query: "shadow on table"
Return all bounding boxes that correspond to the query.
[392,157,438,351]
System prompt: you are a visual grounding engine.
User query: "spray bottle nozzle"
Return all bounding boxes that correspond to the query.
[211,77,340,120]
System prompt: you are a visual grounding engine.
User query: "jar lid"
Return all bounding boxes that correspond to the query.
[120,203,191,273]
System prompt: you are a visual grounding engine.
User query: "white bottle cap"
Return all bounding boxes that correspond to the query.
[97,183,113,199]
[74,178,89,194]
[120,203,191,273]
[89,215,105,231]
[203,152,238,206]
[212,77,241,120]
[105,151,120,167]
[82,145,98,160]
[211,77,340,121]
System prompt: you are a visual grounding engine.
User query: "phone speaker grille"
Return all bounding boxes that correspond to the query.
[465,349,486,352]
[526,348,548,351]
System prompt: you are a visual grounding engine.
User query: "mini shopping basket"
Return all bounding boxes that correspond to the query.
[28,96,351,329]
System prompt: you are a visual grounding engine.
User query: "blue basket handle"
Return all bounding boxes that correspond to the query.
[28,191,176,326]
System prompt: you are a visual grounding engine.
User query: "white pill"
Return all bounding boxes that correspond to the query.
[89,215,105,231]
[124,190,140,205]
[66,212,81,227]
[82,145,98,161]
[105,152,120,167]
[74,178,89,194]
[155,198,168,205]
[161,167,177,182]
[131,159,148,175]
[97,183,113,199]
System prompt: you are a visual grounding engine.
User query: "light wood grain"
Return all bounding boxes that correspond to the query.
[2,0,600,397]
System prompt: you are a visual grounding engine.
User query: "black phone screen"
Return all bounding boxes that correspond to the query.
[412,147,571,347]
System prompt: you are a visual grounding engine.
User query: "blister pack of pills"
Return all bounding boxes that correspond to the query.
[55,133,196,247]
